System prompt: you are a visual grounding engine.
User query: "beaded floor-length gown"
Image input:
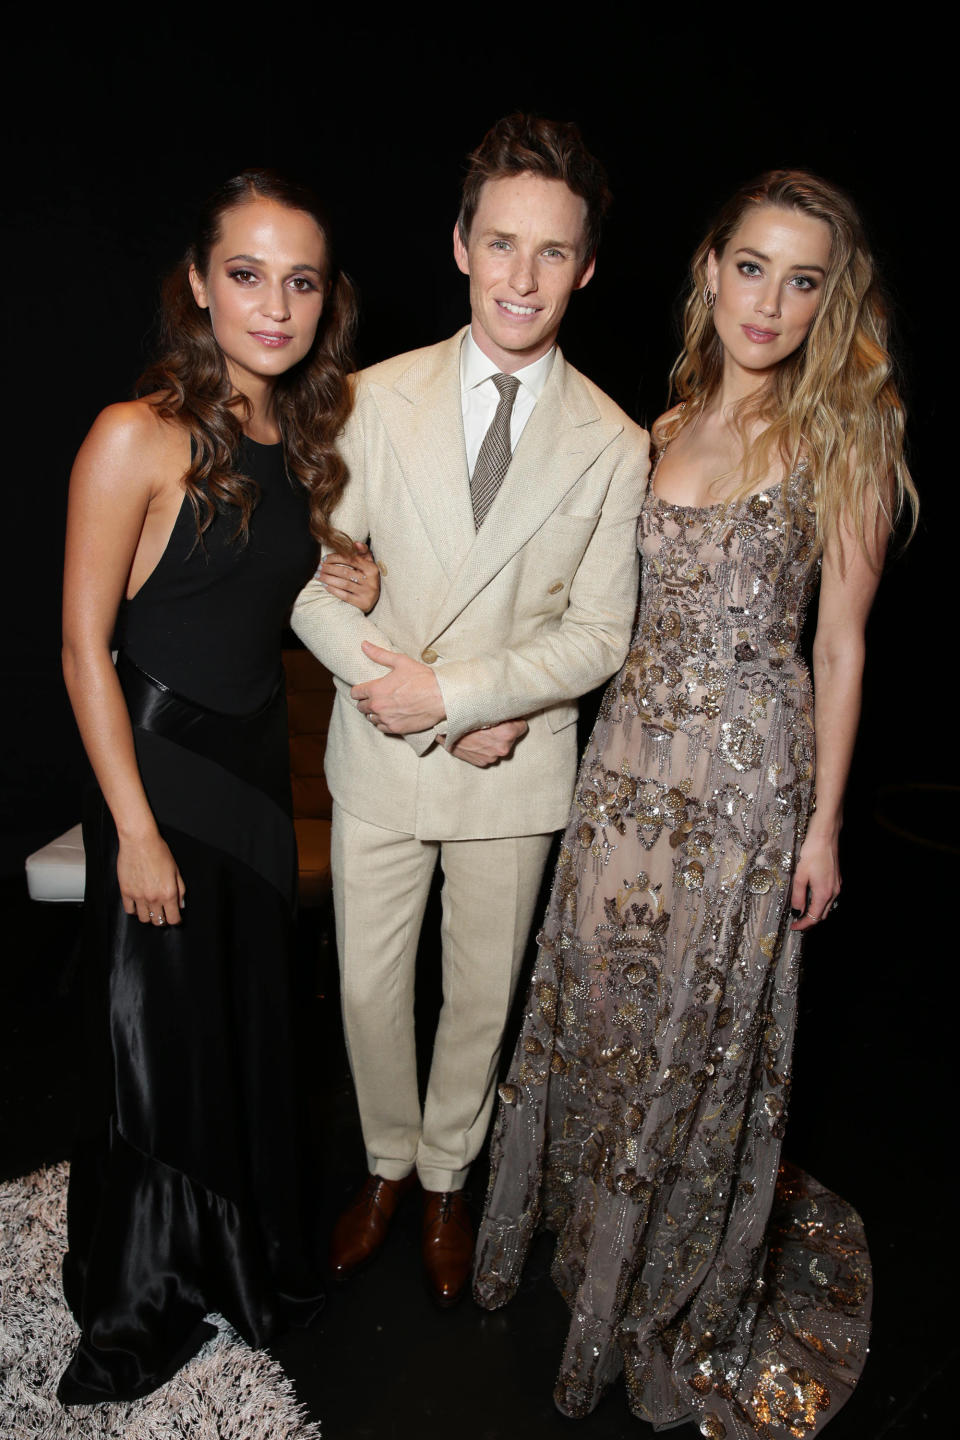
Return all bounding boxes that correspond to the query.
[474,458,872,1437]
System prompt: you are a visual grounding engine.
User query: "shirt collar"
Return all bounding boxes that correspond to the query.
[460,328,556,400]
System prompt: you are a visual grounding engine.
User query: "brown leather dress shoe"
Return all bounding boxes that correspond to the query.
[329,1172,418,1279]
[422,1189,474,1308]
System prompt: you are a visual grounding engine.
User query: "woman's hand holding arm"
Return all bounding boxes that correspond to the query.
[62,404,186,926]
[317,541,381,613]
[791,503,887,931]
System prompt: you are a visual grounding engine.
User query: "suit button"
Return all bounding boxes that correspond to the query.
[421,647,439,664]
[379,561,389,576]
[548,581,564,595]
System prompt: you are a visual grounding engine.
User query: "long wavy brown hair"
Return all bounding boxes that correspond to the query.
[137,170,358,550]
[659,170,917,560]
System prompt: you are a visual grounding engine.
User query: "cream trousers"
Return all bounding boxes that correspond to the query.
[331,803,554,1193]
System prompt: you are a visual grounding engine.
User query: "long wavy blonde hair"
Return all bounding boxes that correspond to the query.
[660,170,917,560]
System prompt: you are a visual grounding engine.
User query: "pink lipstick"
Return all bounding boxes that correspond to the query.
[742,325,777,344]
[250,331,293,348]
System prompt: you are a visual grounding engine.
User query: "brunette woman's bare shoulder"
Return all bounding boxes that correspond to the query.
[75,399,188,498]
[83,397,178,451]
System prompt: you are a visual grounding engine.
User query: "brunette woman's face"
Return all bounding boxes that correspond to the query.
[706,204,833,385]
[189,198,327,395]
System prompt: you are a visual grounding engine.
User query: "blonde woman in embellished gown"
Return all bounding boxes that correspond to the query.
[474,172,917,1436]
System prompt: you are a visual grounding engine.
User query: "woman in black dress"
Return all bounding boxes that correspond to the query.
[59,171,378,1404]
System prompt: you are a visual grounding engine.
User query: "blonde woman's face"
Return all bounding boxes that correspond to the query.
[706,205,833,382]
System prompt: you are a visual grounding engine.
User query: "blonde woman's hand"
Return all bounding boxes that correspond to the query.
[318,542,381,613]
[446,719,529,768]
[789,830,840,931]
[117,831,186,927]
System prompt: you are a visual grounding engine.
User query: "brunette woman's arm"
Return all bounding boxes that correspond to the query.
[62,402,186,927]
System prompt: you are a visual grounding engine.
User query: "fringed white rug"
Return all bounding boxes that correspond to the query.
[0,1162,321,1439]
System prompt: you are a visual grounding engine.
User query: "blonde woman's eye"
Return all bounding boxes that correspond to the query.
[790,274,816,291]
[737,261,761,277]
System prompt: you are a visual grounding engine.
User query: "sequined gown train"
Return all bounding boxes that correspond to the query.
[474,462,872,1436]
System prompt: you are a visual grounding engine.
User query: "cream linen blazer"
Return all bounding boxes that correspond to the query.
[291,329,650,841]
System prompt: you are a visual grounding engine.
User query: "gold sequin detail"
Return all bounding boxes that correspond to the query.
[474,463,870,1431]
[751,1364,831,1435]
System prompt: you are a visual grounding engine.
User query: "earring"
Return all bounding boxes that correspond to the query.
[703,283,716,310]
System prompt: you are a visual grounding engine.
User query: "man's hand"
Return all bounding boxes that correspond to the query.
[352,641,446,734]
[446,719,528,768]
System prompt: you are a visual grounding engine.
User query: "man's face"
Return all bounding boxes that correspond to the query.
[453,173,594,372]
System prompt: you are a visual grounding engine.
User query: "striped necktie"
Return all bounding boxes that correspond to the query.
[470,373,520,529]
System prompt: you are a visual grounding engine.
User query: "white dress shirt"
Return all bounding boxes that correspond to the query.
[460,329,556,478]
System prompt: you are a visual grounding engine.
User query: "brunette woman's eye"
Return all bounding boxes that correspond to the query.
[228,268,257,285]
[288,276,317,292]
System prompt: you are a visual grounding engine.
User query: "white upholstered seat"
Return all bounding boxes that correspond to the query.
[25,823,86,902]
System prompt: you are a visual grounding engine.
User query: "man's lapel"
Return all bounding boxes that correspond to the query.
[367,329,475,580]
[426,349,623,639]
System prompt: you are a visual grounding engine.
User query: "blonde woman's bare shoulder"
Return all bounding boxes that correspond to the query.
[651,403,685,449]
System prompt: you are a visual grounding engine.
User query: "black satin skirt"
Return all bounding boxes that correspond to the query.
[59,655,324,1405]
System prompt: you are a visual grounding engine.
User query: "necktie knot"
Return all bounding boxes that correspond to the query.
[471,374,521,529]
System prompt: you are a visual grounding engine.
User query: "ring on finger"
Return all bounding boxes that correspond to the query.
[351,575,360,584]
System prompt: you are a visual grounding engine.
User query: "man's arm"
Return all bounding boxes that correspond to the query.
[351,643,527,770]
[290,387,439,756]
[438,435,646,746]
[355,431,648,750]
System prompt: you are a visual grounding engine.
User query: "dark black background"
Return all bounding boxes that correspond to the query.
[2,15,943,868]
[1,13,950,1434]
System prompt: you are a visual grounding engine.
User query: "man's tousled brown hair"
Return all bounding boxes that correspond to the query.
[458,113,611,269]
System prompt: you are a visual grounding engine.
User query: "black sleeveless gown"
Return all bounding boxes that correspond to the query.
[59,436,324,1405]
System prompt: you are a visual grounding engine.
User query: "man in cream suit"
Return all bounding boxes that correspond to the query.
[292,113,649,1305]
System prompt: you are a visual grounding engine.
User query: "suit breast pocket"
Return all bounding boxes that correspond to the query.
[552,508,602,525]
[538,511,600,566]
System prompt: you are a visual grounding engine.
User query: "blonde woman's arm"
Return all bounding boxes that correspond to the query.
[791,501,888,930]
